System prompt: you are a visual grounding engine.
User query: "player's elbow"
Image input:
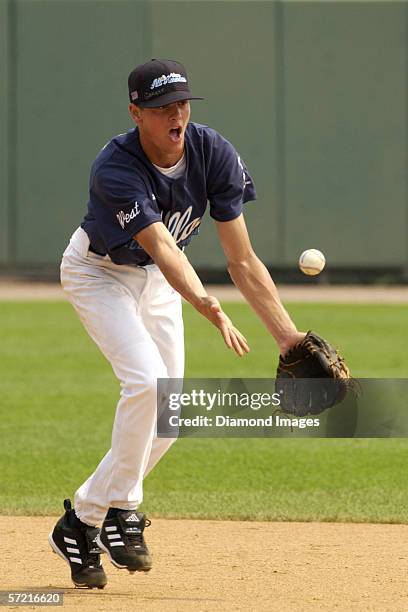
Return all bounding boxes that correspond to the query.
[153,239,184,270]
[226,248,258,275]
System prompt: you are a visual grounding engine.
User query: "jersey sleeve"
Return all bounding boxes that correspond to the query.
[90,164,162,251]
[206,131,257,222]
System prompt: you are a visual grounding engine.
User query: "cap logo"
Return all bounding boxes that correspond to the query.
[150,73,187,90]
[130,90,138,101]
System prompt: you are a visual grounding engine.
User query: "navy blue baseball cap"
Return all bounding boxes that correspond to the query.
[128,59,204,108]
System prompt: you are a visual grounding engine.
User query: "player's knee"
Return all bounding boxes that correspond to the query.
[121,370,168,402]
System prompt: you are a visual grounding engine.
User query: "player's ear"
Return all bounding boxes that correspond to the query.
[129,103,142,124]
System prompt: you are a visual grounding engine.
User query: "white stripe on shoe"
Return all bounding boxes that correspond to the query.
[107,534,121,540]
[49,533,70,565]
[110,542,125,547]
[105,526,117,532]
[66,547,80,554]
[95,534,127,569]
[64,537,77,544]
[69,557,83,564]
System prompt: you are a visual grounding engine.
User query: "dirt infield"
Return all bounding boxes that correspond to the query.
[1,281,408,303]
[1,517,407,611]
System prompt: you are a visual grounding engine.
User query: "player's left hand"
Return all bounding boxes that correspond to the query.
[279,331,307,357]
[276,330,352,416]
[203,297,250,357]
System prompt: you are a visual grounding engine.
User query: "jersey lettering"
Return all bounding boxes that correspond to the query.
[116,202,140,229]
[163,206,201,244]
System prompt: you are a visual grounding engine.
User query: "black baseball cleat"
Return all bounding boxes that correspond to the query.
[48,499,107,589]
[97,509,152,573]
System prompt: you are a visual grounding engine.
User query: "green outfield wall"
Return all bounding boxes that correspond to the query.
[1,0,407,275]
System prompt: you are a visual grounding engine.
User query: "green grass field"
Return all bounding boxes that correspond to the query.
[1,300,407,522]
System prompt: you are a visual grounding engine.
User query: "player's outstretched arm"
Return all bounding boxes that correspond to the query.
[134,222,249,357]
[216,214,305,356]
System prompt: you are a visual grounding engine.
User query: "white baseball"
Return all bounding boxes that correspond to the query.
[298,249,326,276]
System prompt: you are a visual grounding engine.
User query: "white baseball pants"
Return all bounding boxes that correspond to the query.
[60,228,184,526]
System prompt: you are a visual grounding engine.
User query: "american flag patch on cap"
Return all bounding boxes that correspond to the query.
[130,90,139,100]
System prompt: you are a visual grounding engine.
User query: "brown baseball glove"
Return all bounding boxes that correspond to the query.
[276,331,351,416]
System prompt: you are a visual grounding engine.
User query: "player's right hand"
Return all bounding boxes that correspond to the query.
[201,296,250,357]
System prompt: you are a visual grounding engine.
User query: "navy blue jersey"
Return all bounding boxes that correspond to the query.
[81,122,256,266]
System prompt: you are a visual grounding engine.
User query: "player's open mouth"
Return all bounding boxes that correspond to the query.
[169,127,182,143]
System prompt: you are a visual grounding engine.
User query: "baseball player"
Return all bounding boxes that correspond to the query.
[49,59,305,589]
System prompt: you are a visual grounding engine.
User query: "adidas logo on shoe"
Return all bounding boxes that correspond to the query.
[125,513,140,523]
[98,510,152,573]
